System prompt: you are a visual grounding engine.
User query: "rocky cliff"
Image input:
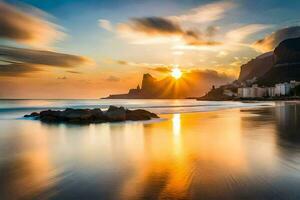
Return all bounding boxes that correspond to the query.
[238,37,300,84]
[257,37,300,85]
[238,52,274,82]
[274,37,300,65]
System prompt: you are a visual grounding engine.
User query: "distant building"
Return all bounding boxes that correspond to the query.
[237,88,243,97]
[267,87,275,97]
[290,80,300,89]
[128,85,142,95]
[275,83,291,96]
[237,80,300,98]
[238,85,266,98]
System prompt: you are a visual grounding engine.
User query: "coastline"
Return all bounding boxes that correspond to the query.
[197,96,300,102]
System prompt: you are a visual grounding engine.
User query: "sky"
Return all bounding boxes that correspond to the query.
[1,0,300,99]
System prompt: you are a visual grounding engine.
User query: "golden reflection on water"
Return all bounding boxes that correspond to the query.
[119,110,254,199]
[1,103,300,199]
[0,122,57,199]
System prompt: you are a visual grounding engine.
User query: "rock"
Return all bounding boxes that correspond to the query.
[40,110,63,122]
[126,109,159,121]
[24,112,39,118]
[106,106,126,121]
[238,52,274,82]
[64,109,92,121]
[24,106,159,124]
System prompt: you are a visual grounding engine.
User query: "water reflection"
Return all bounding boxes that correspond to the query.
[0,123,58,199]
[0,103,300,199]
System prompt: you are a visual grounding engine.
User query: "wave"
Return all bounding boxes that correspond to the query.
[0,101,274,115]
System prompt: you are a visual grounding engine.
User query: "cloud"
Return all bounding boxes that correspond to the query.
[189,69,234,80]
[106,75,120,82]
[0,63,41,77]
[99,19,113,31]
[150,66,172,73]
[116,60,129,65]
[226,24,271,43]
[0,46,92,68]
[117,17,221,46]
[0,1,64,47]
[0,46,92,77]
[125,17,183,36]
[57,76,67,80]
[66,70,82,74]
[183,29,222,46]
[108,1,238,47]
[252,26,300,52]
[170,1,236,23]
[217,51,228,57]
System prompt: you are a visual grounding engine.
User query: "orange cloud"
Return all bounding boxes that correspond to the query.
[169,1,236,23]
[0,46,93,77]
[0,1,64,47]
[0,46,92,68]
[150,66,172,73]
[0,63,42,77]
[117,17,221,46]
[106,75,120,82]
[252,26,300,52]
[226,24,271,43]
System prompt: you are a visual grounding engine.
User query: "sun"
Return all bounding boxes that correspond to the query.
[171,68,182,79]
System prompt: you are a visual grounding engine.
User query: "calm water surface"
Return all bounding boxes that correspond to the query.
[0,100,300,200]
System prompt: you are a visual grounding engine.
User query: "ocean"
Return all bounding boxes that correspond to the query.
[0,99,274,118]
[0,99,300,200]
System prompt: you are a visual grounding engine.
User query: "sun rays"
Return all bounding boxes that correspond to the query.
[171,68,182,80]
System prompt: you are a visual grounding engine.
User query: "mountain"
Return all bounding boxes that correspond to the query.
[274,37,300,64]
[238,52,274,82]
[104,71,233,99]
[238,37,300,85]
[257,37,300,85]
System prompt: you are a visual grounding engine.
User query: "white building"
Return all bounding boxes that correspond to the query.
[241,87,251,98]
[238,85,266,98]
[267,87,275,97]
[238,80,299,98]
[275,83,291,96]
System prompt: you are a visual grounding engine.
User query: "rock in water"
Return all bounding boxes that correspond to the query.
[126,109,159,121]
[106,106,126,121]
[24,112,39,118]
[23,106,158,124]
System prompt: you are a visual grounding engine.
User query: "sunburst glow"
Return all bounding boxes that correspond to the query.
[171,68,182,79]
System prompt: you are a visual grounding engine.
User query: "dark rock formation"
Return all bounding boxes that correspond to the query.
[106,106,126,121]
[274,37,300,65]
[238,37,300,85]
[257,37,300,85]
[238,52,274,82]
[197,85,235,101]
[141,73,157,92]
[24,112,39,118]
[24,106,159,124]
[126,109,159,120]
